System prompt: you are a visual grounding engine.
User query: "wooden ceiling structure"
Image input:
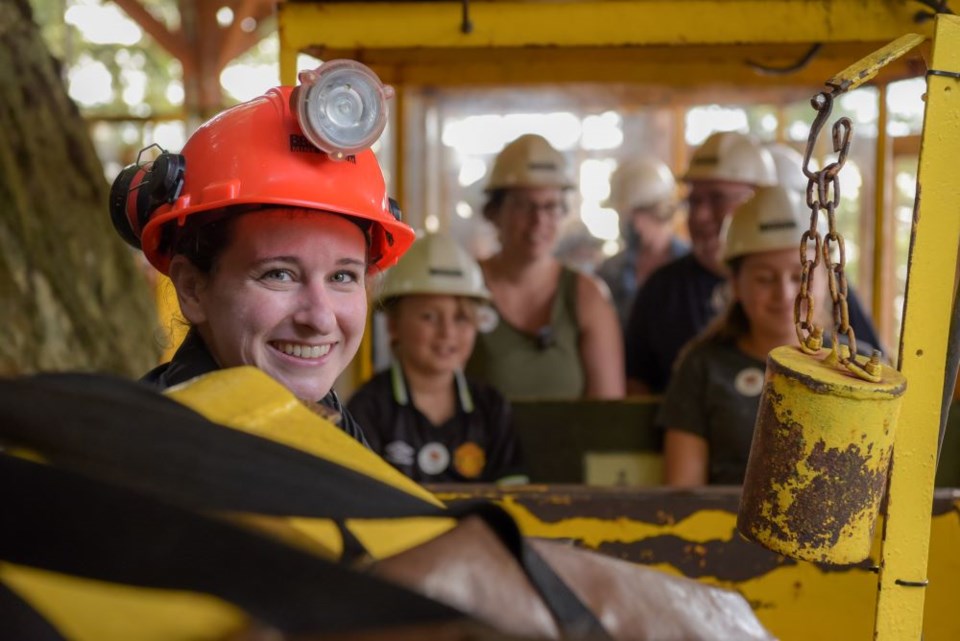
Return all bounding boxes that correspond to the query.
[114,0,278,117]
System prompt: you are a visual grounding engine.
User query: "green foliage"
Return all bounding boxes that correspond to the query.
[28,0,182,118]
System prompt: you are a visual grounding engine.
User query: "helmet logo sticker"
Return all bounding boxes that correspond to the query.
[417,442,450,475]
[453,442,486,479]
[690,155,720,166]
[384,440,415,466]
[429,267,464,277]
[289,134,323,154]
[735,367,765,397]
[759,220,797,231]
[288,133,356,163]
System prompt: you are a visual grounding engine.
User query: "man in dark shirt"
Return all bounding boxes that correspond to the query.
[625,132,881,394]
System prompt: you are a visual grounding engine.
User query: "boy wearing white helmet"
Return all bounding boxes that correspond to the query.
[596,156,688,328]
[348,234,526,483]
[659,185,830,486]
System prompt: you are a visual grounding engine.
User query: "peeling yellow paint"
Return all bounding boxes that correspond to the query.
[497,496,738,547]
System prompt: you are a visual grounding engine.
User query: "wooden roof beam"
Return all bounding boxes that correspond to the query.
[112,0,194,73]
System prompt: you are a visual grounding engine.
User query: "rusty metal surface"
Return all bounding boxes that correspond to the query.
[738,387,889,563]
[427,486,960,640]
[736,347,905,565]
[428,485,958,583]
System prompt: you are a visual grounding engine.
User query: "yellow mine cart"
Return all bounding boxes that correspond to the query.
[277,3,960,640]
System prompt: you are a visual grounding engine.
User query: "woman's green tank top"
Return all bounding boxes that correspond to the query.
[466,267,584,399]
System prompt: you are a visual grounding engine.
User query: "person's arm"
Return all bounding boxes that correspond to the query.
[576,274,625,399]
[663,430,709,487]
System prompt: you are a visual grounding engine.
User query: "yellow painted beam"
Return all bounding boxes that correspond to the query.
[872,85,890,334]
[280,1,925,50]
[434,486,960,641]
[279,2,931,87]
[279,37,297,85]
[349,53,921,89]
[874,14,960,641]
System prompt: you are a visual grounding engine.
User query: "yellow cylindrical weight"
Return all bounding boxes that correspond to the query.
[737,345,906,565]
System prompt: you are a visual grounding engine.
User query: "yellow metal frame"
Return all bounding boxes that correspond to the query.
[875,14,960,641]
[278,1,932,87]
[283,0,919,49]
[276,6,960,636]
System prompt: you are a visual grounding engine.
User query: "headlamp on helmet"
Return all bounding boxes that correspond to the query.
[294,60,395,161]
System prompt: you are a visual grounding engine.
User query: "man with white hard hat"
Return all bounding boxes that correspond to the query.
[597,156,689,328]
[624,132,775,393]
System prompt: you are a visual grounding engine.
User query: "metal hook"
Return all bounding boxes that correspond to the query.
[802,92,833,180]
[827,117,853,177]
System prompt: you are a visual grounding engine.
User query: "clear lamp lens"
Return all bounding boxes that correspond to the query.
[296,60,393,158]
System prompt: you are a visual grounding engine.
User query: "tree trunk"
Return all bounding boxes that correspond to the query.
[0,0,159,376]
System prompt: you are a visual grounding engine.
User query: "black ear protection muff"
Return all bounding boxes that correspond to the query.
[109,144,186,250]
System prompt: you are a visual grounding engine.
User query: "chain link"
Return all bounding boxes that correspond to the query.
[795,90,879,381]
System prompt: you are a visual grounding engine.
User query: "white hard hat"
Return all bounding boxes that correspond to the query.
[603,156,678,219]
[765,143,810,192]
[684,131,777,187]
[722,185,816,262]
[379,233,491,301]
[486,134,575,191]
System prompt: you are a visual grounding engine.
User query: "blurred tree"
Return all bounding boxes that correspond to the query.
[0,0,159,375]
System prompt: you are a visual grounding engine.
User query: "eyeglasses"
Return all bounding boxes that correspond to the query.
[502,196,567,219]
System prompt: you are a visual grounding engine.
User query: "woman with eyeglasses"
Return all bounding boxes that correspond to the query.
[465,134,625,400]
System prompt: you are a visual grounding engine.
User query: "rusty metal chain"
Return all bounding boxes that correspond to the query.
[795,90,881,382]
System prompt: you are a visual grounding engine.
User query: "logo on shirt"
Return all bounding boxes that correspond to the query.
[734,367,765,397]
[453,442,486,479]
[384,440,416,467]
[417,442,450,475]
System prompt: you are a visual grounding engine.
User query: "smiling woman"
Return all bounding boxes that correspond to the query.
[110,61,415,444]
[168,210,369,403]
[465,134,625,401]
[660,185,831,487]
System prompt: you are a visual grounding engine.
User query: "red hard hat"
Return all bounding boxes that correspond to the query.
[136,86,413,274]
